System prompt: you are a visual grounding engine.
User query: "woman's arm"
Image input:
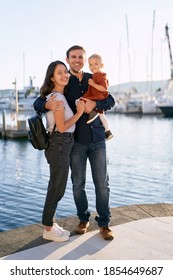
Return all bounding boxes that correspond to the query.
[54,100,85,133]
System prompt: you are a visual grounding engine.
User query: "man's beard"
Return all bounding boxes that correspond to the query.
[71,68,80,73]
[70,65,82,74]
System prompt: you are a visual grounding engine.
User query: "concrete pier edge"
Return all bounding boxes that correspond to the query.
[0,203,173,258]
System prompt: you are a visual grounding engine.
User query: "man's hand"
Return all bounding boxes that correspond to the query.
[82,98,96,114]
[45,95,64,111]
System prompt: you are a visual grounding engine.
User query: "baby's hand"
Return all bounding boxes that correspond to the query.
[88,78,95,86]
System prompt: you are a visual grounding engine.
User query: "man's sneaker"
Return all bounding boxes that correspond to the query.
[43,224,69,242]
[105,130,113,140]
[53,223,70,236]
[99,226,114,240]
[87,111,99,124]
[75,221,89,234]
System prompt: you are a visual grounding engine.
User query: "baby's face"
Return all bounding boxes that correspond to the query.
[88,57,103,74]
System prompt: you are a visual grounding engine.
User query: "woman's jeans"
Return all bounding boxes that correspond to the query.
[42,132,74,227]
[70,140,111,227]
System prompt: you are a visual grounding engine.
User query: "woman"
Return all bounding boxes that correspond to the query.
[41,60,85,242]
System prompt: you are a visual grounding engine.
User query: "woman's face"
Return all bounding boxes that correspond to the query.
[51,64,69,87]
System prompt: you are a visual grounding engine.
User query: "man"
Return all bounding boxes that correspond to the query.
[34,45,115,240]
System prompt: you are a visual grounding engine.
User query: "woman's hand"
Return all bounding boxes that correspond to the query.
[76,100,85,115]
[81,98,96,114]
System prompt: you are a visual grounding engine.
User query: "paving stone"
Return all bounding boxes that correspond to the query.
[0,203,172,258]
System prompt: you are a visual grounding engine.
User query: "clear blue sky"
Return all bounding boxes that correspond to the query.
[0,0,173,89]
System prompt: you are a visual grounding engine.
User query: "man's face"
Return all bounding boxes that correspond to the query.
[66,49,86,74]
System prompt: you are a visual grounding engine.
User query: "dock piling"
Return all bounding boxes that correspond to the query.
[2,109,6,139]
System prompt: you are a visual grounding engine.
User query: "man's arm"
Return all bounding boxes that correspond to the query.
[34,96,47,114]
[96,93,115,111]
[84,93,115,114]
[34,95,64,113]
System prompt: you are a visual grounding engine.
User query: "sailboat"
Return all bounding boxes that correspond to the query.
[141,10,161,115]
[10,77,39,111]
[158,24,173,116]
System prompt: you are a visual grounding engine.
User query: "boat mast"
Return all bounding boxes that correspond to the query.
[125,14,133,93]
[150,10,155,94]
[165,24,173,79]
[23,53,25,88]
[118,38,121,92]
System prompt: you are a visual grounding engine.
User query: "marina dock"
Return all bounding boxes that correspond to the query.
[0,108,29,138]
[0,203,173,260]
[0,127,29,139]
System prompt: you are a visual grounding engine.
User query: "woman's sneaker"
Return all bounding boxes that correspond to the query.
[53,223,70,236]
[43,224,70,242]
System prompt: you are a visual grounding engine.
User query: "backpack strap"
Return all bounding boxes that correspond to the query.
[49,124,56,140]
[52,124,56,134]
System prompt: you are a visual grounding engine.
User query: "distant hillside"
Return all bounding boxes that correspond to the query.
[109,80,169,95]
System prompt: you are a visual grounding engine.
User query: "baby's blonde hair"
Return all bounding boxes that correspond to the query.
[88,53,103,63]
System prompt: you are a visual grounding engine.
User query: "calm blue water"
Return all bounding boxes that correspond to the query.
[0,112,173,232]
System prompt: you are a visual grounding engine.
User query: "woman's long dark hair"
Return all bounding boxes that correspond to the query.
[40,60,68,98]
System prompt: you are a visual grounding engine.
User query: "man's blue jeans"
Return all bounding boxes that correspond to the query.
[70,140,111,227]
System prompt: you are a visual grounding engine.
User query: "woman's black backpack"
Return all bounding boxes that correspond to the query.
[28,114,55,150]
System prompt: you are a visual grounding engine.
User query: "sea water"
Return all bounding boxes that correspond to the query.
[0,113,173,232]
